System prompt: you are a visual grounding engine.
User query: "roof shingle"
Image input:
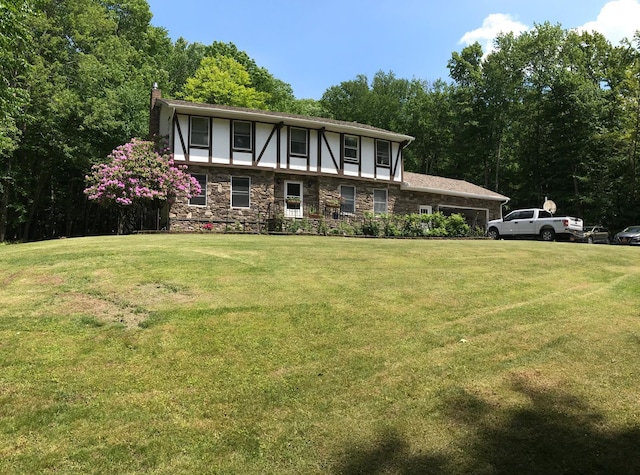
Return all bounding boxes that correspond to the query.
[402,171,509,202]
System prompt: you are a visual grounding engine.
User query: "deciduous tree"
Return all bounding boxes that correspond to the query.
[84,138,200,234]
[179,55,270,108]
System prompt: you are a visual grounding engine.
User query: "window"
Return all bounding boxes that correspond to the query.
[290,127,308,157]
[231,176,250,208]
[419,205,432,215]
[190,117,209,147]
[233,121,252,151]
[376,139,391,167]
[343,135,359,163]
[285,181,303,218]
[373,189,387,214]
[189,174,207,206]
[340,185,355,214]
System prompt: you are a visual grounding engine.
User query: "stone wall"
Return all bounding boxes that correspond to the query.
[168,166,503,232]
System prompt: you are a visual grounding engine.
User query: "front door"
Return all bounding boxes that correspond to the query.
[285,181,303,218]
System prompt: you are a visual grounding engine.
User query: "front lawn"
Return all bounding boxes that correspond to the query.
[1,235,639,474]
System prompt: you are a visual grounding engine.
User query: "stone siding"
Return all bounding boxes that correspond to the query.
[168,166,503,232]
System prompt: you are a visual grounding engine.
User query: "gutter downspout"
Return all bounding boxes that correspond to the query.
[499,198,510,219]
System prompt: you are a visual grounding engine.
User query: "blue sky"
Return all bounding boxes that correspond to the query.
[147,0,640,100]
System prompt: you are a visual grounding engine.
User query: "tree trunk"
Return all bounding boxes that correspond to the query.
[21,167,48,241]
[0,156,12,242]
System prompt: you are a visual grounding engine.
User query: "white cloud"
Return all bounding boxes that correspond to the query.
[578,0,640,44]
[458,13,529,55]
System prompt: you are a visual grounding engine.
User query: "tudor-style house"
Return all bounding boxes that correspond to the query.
[149,86,509,232]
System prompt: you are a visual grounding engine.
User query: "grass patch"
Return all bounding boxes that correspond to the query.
[1,235,640,474]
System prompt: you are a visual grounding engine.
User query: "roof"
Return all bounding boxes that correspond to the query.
[402,171,509,202]
[157,98,415,143]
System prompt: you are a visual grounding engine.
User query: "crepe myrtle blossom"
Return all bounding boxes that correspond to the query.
[84,138,201,207]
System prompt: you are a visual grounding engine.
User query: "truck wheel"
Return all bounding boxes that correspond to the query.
[587,236,594,244]
[540,228,555,242]
[487,227,500,240]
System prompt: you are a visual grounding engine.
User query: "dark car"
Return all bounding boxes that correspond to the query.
[581,225,610,244]
[613,226,640,245]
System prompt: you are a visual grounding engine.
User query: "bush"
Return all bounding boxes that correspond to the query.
[401,213,432,237]
[445,213,471,237]
[362,212,381,236]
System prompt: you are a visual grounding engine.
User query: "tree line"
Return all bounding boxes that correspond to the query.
[1,0,639,241]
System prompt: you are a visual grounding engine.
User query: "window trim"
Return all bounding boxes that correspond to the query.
[231,176,251,209]
[289,127,308,158]
[189,116,210,148]
[233,120,253,152]
[189,173,207,206]
[343,135,360,164]
[340,185,356,214]
[284,180,303,218]
[375,139,391,168]
[373,189,388,215]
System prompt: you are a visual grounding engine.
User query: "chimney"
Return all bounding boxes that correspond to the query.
[149,82,161,138]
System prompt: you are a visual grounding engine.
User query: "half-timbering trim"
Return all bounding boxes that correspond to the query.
[174,114,189,161]
[392,140,407,177]
[320,129,340,173]
[256,121,283,165]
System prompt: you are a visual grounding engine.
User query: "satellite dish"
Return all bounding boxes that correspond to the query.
[543,199,557,214]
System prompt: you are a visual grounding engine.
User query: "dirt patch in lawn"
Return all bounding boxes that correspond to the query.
[55,292,147,329]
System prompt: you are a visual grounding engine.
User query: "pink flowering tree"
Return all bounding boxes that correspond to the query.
[84,138,201,234]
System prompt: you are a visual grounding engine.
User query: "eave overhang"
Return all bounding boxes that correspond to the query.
[157,99,414,144]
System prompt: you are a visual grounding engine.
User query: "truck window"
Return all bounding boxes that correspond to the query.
[520,210,534,219]
[538,210,552,218]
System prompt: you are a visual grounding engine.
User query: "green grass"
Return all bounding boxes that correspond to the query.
[1,235,639,474]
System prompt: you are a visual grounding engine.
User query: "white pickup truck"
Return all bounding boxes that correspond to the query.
[486,208,584,242]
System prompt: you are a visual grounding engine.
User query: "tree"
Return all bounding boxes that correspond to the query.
[84,138,200,234]
[206,41,295,110]
[179,55,270,108]
[0,0,32,242]
[164,37,206,97]
[1,0,172,241]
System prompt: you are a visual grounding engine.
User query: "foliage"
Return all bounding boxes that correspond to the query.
[206,41,296,109]
[84,138,200,234]
[3,2,640,242]
[282,211,474,238]
[84,138,200,207]
[445,213,471,236]
[361,211,381,236]
[0,0,31,153]
[179,55,270,108]
[0,0,33,242]
[1,0,173,242]
[285,218,313,234]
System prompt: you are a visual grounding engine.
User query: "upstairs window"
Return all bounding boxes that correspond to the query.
[290,127,308,157]
[343,135,359,163]
[340,185,355,214]
[373,189,388,214]
[376,139,391,167]
[231,176,250,208]
[190,117,210,147]
[189,174,207,206]
[233,121,252,151]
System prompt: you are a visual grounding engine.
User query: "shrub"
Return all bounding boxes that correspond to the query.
[445,213,471,237]
[361,212,380,236]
